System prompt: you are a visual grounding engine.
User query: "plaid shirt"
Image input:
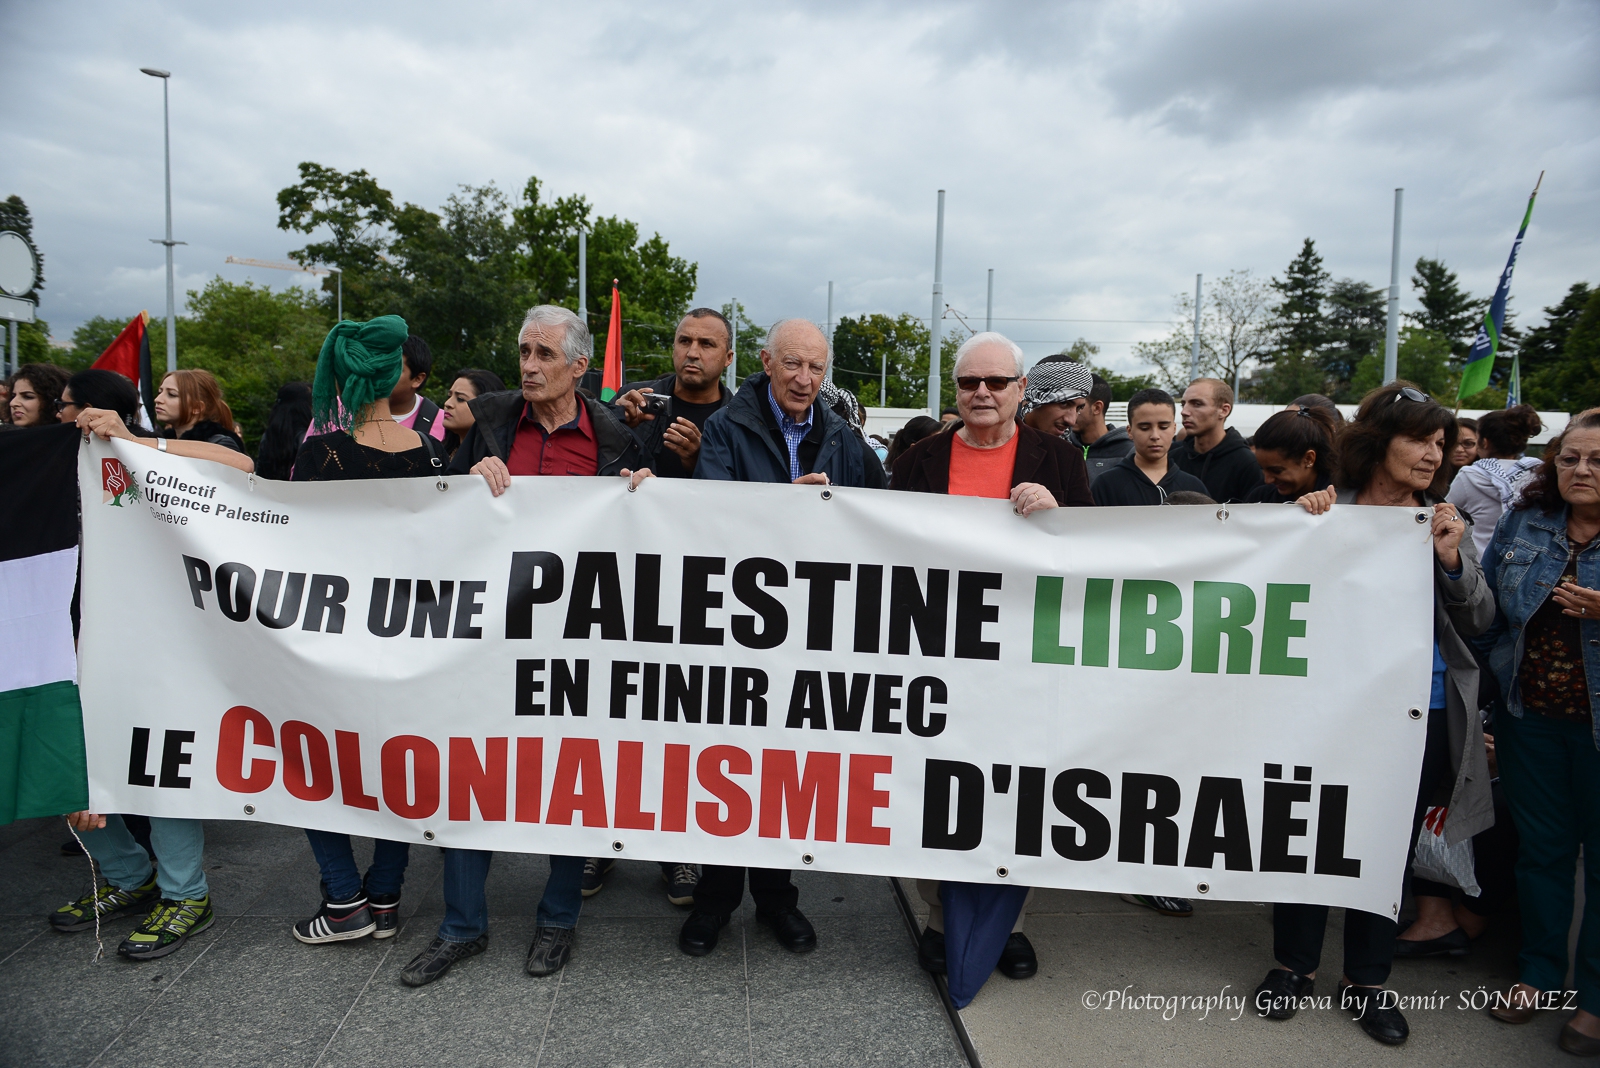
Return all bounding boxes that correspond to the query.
[765,385,813,482]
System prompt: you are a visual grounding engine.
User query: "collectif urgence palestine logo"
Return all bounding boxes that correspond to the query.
[102,458,140,506]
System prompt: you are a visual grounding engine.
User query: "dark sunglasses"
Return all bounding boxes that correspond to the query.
[1390,386,1430,405]
[955,375,1020,393]
[53,398,80,413]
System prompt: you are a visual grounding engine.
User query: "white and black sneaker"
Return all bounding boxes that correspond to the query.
[293,895,376,944]
[368,891,401,940]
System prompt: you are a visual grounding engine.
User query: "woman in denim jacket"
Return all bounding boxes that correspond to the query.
[1479,410,1600,1055]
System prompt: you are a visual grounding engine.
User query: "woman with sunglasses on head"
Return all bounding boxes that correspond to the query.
[1448,404,1543,562]
[1477,411,1600,1055]
[1250,382,1494,1047]
[1247,405,1339,503]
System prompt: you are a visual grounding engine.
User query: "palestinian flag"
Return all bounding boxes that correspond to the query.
[601,280,623,401]
[91,311,156,426]
[0,423,89,824]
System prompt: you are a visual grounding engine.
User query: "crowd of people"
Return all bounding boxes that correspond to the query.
[9,301,1600,1055]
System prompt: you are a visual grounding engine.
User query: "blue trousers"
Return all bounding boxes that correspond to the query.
[439,849,583,942]
[80,815,208,901]
[1499,710,1600,1015]
[303,830,409,901]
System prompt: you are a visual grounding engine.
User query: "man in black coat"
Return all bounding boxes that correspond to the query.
[1171,378,1262,503]
[614,308,735,479]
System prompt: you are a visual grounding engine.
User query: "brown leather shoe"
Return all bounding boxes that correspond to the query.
[1562,1022,1600,1057]
[1488,985,1538,1024]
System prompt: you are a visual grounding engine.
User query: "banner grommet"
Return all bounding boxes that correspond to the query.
[243,804,256,816]
[1415,510,1430,524]
[820,489,832,501]
[1196,882,1210,894]
[611,840,624,852]
[422,830,435,841]
[996,866,1009,878]
[1407,707,1423,720]
[801,852,815,865]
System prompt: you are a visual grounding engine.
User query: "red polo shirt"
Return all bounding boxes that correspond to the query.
[506,400,599,476]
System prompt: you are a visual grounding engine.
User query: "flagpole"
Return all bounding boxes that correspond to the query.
[1383,188,1403,385]
[726,298,738,393]
[1190,274,1202,382]
[927,190,945,418]
[985,269,994,333]
[825,281,834,386]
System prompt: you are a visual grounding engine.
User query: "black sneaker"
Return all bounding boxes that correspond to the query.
[1254,968,1315,1020]
[1340,982,1409,1045]
[50,875,160,932]
[580,857,616,898]
[662,863,698,906]
[525,925,576,976]
[293,895,375,944]
[118,896,215,961]
[400,935,488,987]
[1120,893,1193,917]
[997,932,1038,979]
[368,891,401,940]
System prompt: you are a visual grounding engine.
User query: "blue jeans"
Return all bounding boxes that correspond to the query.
[1499,709,1600,1014]
[303,830,409,901]
[439,850,584,942]
[80,815,207,901]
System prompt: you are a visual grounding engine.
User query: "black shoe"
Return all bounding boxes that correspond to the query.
[580,857,615,898]
[1340,982,1409,1045]
[368,891,400,940]
[400,935,487,987]
[756,905,816,953]
[1253,968,1315,1020]
[678,911,728,957]
[997,932,1037,979]
[1392,926,1469,958]
[293,895,375,944]
[917,926,946,974]
[662,863,698,907]
[524,925,575,976]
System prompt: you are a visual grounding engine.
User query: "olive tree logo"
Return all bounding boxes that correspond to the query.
[102,458,140,506]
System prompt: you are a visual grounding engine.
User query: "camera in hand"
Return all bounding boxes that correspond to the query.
[641,393,671,416]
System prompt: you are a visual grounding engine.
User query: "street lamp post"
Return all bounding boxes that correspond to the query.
[141,67,183,376]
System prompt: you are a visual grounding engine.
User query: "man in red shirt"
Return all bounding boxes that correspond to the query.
[890,331,1094,993]
[413,307,643,991]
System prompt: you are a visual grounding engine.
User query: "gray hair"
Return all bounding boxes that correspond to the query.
[952,331,1025,379]
[763,318,833,362]
[518,305,593,364]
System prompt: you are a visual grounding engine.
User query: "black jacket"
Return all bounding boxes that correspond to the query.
[1091,453,1210,506]
[892,422,1094,505]
[445,389,643,476]
[1170,426,1262,503]
[1244,472,1333,504]
[1066,424,1135,484]
[173,420,244,453]
[618,372,730,475]
[695,373,885,487]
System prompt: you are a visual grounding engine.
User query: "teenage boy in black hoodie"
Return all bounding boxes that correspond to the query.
[1170,378,1261,502]
[1091,388,1208,505]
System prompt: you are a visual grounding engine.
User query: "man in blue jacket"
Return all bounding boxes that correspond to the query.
[693,318,887,489]
[673,319,883,960]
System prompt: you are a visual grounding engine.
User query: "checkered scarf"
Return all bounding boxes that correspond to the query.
[1021,358,1093,415]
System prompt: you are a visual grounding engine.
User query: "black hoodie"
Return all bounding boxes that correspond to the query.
[1090,452,1210,506]
[1066,424,1135,484]
[1170,426,1262,503]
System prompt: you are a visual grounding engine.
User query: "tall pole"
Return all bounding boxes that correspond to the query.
[985,268,994,333]
[1383,188,1404,384]
[5,323,13,378]
[825,280,834,385]
[927,189,946,417]
[725,298,738,392]
[142,69,179,375]
[880,349,886,406]
[1190,273,1202,382]
[577,228,588,328]
[335,269,342,322]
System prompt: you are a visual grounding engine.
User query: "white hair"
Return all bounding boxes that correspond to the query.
[952,331,1025,378]
[763,318,833,362]
[519,305,592,364]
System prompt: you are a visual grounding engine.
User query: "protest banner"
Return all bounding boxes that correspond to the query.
[78,436,1434,916]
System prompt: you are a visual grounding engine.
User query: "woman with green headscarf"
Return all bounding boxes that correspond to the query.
[294,315,448,480]
[290,316,446,946]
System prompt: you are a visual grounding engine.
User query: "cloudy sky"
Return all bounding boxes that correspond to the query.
[3,0,1596,373]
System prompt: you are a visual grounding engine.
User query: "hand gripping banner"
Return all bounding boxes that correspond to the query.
[78,438,1435,916]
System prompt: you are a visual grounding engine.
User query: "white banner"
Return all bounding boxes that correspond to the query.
[78,436,1434,916]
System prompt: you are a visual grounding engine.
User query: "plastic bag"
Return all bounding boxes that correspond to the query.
[1411,806,1481,896]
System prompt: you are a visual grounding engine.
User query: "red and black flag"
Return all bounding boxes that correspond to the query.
[91,311,156,426]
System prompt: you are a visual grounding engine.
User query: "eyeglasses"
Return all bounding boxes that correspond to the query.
[53,399,79,413]
[1556,454,1600,471]
[1390,386,1430,405]
[955,375,1020,393]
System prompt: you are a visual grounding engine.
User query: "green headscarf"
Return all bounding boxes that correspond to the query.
[311,315,409,432]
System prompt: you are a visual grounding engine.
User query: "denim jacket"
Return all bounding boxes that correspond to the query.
[1479,503,1600,749]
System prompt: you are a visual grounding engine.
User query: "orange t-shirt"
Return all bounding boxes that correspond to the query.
[948,431,1019,498]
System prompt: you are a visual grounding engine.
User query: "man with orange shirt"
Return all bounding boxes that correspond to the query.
[889,332,1093,990]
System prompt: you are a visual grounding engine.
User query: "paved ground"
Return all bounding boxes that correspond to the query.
[2,814,1579,1067]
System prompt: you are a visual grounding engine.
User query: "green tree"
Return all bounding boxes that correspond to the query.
[277,162,398,319]
[721,301,768,384]
[0,195,44,299]
[1131,269,1276,392]
[831,312,963,411]
[70,316,135,366]
[1321,277,1386,394]
[1525,286,1600,412]
[1349,327,1453,400]
[1405,257,1486,359]
[1520,282,1592,384]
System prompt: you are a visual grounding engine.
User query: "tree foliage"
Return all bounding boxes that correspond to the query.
[1133,269,1276,394]
[1349,327,1453,400]
[1524,286,1600,413]
[0,195,44,299]
[832,312,964,411]
[1406,257,1487,358]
